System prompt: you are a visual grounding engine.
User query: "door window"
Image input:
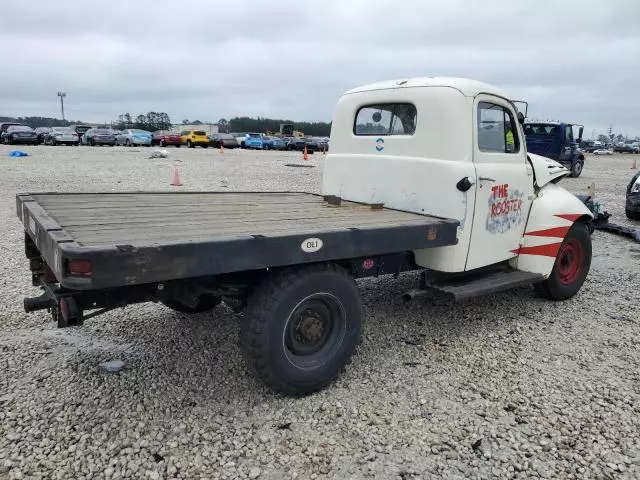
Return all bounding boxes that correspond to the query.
[477,102,519,153]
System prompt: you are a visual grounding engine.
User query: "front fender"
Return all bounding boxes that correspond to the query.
[510,183,592,277]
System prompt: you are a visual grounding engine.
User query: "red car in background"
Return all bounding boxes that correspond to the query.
[152,130,181,147]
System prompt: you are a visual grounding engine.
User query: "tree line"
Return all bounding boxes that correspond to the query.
[0,116,81,128]
[220,117,331,136]
[2,113,332,136]
[115,112,172,131]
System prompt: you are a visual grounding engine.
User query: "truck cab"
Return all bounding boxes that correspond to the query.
[523,121,585,177]
[324,77,592,280]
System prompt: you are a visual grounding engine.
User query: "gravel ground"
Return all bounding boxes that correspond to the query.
[0,145,639,480]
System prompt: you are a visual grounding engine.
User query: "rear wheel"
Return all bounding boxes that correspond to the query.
[175,144,181,148]
[125,139,131,147]
[534,222,591,300]
[187,140,193,148]
[162,295,221,314]
[203,144,208,149]
[159,139,165,147]
[241,264,363,395]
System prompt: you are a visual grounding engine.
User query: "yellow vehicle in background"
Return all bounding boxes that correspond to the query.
[180,129,210,148]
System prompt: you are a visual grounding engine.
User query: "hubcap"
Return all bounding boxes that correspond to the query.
[557,238,583,285]
[283,293,346,363]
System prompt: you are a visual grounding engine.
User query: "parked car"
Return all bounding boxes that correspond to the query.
[85,128,116,146]
[262,136,286,150]
[35,127,51,144]
[242,133,264,149]
[0,122,24,140]
[116,129,153,146]
[2,125,38,145]
[285,137,316,153]
[313,137,330,152]
[593,149,613,156]
[180,129,209,148]
[44,127,80,146]
[69,124,93,144]
[152,130,181,147]
[627,170,640,220]
[209,133,239,149]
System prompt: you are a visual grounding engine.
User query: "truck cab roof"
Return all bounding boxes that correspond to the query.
[344,77,509,100]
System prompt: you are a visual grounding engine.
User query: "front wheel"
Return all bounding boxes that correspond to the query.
[534,222,592,301]
[241,264,363,395]
[626,208,640,221]
[187,140,193,148]
[570,161,583,178]
[162,295,221,314]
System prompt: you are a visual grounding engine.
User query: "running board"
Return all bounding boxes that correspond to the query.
[425,269,544,301]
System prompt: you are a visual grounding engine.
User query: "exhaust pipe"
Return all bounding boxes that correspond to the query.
[24,292,54,313]
[402,289,433,302]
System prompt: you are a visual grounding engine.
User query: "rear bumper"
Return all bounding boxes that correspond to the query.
[12,137,38,144]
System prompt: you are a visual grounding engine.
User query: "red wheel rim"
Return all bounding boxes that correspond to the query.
[557,238,583,285]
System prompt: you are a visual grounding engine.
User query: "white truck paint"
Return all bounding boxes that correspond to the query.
[323,77,592,278]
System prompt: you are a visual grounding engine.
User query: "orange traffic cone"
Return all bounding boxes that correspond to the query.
[303,146,308,161]
[170,166,182,186]
[219,143,224,154]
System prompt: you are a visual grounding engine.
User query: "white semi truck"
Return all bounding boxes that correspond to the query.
[18,77,593,395]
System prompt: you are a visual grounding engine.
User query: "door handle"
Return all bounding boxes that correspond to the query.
[456,176,475,192]
[479,176,496,182]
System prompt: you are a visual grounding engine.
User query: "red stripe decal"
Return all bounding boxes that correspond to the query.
[525,226,570,238]
[511,242,562,257]
[555,214,581,222]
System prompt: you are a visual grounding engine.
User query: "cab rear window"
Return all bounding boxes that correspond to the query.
[193,130,207,136]
[354,103,416,136]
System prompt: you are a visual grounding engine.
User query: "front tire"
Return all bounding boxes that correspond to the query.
[626,208,640,221]
[187,140,193,148]
[162,295,221,314]
[241,264,363,395]
[534,222,591,301]
[570,160,583,178]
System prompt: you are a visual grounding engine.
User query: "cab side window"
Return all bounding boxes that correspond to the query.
[477,102,520,154]
[354,103,417,136]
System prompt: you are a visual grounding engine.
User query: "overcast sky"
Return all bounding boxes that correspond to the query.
[2,0,639,137]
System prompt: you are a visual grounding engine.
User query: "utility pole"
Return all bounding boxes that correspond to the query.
[57,92,66,120]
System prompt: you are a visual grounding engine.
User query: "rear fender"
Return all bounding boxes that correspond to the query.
[510,183,592,277]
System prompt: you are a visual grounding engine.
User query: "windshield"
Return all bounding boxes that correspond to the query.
[523,124,557,136]
[93,129,110,134]
[53,127,73,133]
[130,129,148,134]
[12,126,33,132]
[248,133,261,138]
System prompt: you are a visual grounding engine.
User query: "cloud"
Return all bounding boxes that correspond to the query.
[2,0,639,136]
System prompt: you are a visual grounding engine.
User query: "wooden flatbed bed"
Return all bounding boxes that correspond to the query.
[17,192,458,290]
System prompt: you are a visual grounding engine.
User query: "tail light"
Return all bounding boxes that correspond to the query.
[68,259,92,276]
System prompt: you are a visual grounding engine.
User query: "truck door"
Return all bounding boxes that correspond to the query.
[559,124,573,162]
[465,96,533,270]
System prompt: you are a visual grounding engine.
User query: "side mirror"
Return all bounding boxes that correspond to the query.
[578,126,584,140]
[517,112,525,124]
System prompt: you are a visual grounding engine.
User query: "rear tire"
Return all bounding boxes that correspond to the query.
[241,264,363,395]
[162,295,221,314]
[534,222,591,300]
[187,140,193,148]
[626,208,640,221]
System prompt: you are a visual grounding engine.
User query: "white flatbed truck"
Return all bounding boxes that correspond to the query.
[18,77,593,395]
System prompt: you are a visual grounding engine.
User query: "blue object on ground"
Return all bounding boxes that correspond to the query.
[8,150,29,157]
